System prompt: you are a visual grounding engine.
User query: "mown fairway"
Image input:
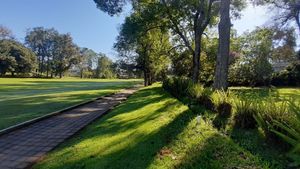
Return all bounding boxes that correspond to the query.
[0,78,142,130]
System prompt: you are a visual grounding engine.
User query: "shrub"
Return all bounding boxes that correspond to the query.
[174,76,193,97]
[211,90,233,130]
[198,89,214,111]
[187,83,204,100]
[211,90,232,118]
[233,99,258,129]
[162,76,174,92]
[254,100,294,142]
[163,76,193,98]
[270,101,300,166]
[271,61,300,86]
[187,83,214,111]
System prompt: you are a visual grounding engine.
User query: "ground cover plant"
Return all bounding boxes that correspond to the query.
[163,77,300,168]
[34,84,286,169]
[0,78,141,130]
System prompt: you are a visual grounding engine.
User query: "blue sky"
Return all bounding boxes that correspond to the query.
[0,0,269,60]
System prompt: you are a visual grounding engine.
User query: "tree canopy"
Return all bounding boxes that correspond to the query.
[0,39,37,76]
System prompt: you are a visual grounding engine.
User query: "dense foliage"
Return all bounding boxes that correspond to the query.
[0,26,141,78]
[0,39,36,76]
[271,61,300,86]
[163,76,300,166]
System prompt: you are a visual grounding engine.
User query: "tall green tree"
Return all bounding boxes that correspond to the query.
[114,11,171,86]
[94,0,219,83]
[229,28,275,86]
[96,53,115,78]
[78,48,98,78]
[214,0,231,90]
[25,27,59,77]
[254,0,300,34]
[0,40,36,76]
[52,34,80,78]
[114,59,141,78]
[272,28,297,62]
[94,0,246,83]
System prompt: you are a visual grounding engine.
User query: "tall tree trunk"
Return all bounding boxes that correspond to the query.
[144,69,148,86]
[59,72,62,78]
[38,57,41,77]
[148,73,152,85]
[213,0,231,90]
[41,56,45,75]
[46,56,50,78]
[80,68,83,78]
[192,31,202,83]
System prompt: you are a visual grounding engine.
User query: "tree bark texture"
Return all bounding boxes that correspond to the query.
[214,0,231,90]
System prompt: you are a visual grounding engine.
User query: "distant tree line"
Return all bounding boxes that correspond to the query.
[0,25,141,78]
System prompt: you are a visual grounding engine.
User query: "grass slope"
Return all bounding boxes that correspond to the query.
[34,84,281,169]
[0,78,141,130]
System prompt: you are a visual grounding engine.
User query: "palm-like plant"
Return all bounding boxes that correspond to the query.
[271,101,300,166]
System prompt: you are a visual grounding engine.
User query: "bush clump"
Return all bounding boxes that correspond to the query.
[233,99,258,129]
[187,83,214,111]
[271,101,300,166]
[254,101,295,142]
[211,90,232,118]
[271,61,300,86]
[163,76,192,98]
[187,83,204,100]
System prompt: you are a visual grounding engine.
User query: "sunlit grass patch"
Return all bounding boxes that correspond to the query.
[35,84,277,169]
[0,78,141,129]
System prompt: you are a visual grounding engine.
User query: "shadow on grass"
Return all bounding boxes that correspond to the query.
[0,90,116,130]
[37,86,198,169]
[172,133,263,169]
[0,81,138,99]
[0,82,139,130]
[229,127,289,169]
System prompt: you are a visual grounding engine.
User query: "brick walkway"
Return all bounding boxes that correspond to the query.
[0,88,138,169]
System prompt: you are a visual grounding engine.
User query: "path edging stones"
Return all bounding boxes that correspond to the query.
[0,92,118,136]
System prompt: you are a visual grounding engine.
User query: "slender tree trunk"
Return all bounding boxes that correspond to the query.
[46,64,49,77]
[214,0,231,90]
[41,56,45,75]
[38,57,41,77]
[59,72,62,78]
[80,69,83,78]
[149,73,152,85]
[144,69,148,86]
[192,32,202,83]
[46,56,50,78]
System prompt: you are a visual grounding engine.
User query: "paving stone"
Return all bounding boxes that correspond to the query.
[0,88,137,169]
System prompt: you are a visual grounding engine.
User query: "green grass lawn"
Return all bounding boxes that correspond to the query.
[34,84,288,169]
[0,78,142,130]
[230,86,300,103]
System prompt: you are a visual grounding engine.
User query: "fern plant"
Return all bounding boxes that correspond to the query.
[255,100,300,166]
[211,90,233,118]
[187,83,204,100]
[270,101,300,166]
[233,98,258,129]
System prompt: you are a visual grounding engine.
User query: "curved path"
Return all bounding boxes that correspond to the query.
[0,88,138,169]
